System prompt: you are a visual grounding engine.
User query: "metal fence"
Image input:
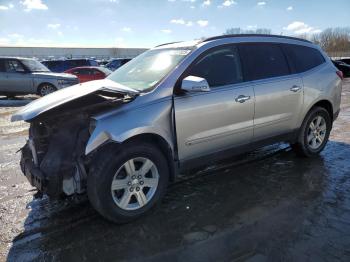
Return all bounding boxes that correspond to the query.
[0,46,148,60]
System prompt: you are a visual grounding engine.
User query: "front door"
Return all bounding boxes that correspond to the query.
[174,45,255,162]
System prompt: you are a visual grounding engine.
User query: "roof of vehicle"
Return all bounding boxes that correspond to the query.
[65,66,110,71]
[155,34,313,49]
[66,66,101,69]
[202,34,312,44]
[0,56,37,60]
[154,40,201,49]
[108,58,132,61]
[42,58,96,62]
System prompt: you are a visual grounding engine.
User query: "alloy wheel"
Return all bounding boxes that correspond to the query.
[40,85,56,96]
[111,157,159,210]
[307,115,327,150]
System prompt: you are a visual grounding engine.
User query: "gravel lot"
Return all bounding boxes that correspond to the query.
[1,80,350,262]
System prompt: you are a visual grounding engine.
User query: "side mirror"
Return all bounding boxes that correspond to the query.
[181,75,210,93]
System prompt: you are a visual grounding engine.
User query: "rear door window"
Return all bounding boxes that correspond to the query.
[73,68,91,75]
[282,44,325,73]
[239,43,290,81]
[187,45,243,87]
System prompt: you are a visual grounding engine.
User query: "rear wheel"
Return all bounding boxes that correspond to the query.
[291,107,331,157]
[87,142,169,223]
[38,83,56,96]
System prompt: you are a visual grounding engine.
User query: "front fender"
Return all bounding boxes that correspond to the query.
[85,98,174,155]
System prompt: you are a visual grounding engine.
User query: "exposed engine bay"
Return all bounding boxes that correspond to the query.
[20,90,135,198]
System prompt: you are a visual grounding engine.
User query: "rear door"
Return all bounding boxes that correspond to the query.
[174,45,255,162]
[238,43,303,141]
[2,59,33,93]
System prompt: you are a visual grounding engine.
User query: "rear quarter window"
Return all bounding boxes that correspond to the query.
[238,43,290,81]
[282,44,325,73]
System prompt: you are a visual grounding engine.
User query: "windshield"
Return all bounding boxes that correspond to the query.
[107,48,193,91]
[21,59,50,72]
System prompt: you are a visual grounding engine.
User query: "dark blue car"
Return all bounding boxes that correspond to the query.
[105,58,131,71]
[41,59,99,73]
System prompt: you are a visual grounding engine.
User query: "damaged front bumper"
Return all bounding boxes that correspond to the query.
[21,142,46,192]
[19,113,92,198]
[14,81,136,198]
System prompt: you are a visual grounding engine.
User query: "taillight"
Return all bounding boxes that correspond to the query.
[336,70,344,80]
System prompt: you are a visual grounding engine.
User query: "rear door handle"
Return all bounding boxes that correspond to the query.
[235,95,251,103]
[290,85,302,92]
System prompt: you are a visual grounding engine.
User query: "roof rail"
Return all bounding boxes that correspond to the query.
[155,41,182,47]
[202,34,313,44]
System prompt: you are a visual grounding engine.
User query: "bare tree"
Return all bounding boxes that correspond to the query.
[298,27,350,58]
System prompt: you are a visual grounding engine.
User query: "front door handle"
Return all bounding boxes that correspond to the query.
[235,95,251,103]
[290,85,302,92]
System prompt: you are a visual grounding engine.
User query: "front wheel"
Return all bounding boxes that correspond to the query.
[291,107,332,157]
[38,83,57,96]
[87,142,169,223]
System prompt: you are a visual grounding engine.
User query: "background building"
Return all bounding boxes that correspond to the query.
[0,46,148,60]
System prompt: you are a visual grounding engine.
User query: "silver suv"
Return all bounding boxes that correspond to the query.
[0,57,79,97]
[12,35,343,223]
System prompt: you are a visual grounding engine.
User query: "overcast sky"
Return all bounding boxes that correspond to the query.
[0,0,349,48]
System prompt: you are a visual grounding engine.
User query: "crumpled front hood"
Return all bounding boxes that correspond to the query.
[32,72,77,79]
[11,79,139,122]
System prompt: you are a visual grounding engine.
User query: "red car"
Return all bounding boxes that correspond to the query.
[64,66,112,83]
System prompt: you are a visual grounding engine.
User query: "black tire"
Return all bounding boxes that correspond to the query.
[291,106,332,157]
[87,142,169,223]
[37,83,57,96]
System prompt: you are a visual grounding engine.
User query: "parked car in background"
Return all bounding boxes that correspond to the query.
[12,34,342,223]
[0,57,79,97]
[97,59,109,66]
[105,58,131,71]
[42,58,99,73]
[64,66,112,83]
[333,60,350,77]
[340,58,350,65]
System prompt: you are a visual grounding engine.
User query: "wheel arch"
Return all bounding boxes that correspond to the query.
[89,133,177,182]
[310,99,334,122]
[124,133,176,181]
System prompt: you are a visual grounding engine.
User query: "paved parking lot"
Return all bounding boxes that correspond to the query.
[1,80,350,262]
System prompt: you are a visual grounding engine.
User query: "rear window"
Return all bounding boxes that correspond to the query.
[239,43,290,81]
[282,44,325,73]
[0,60,5,72]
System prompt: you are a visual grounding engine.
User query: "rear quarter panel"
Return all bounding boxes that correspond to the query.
[300,62,342,126]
